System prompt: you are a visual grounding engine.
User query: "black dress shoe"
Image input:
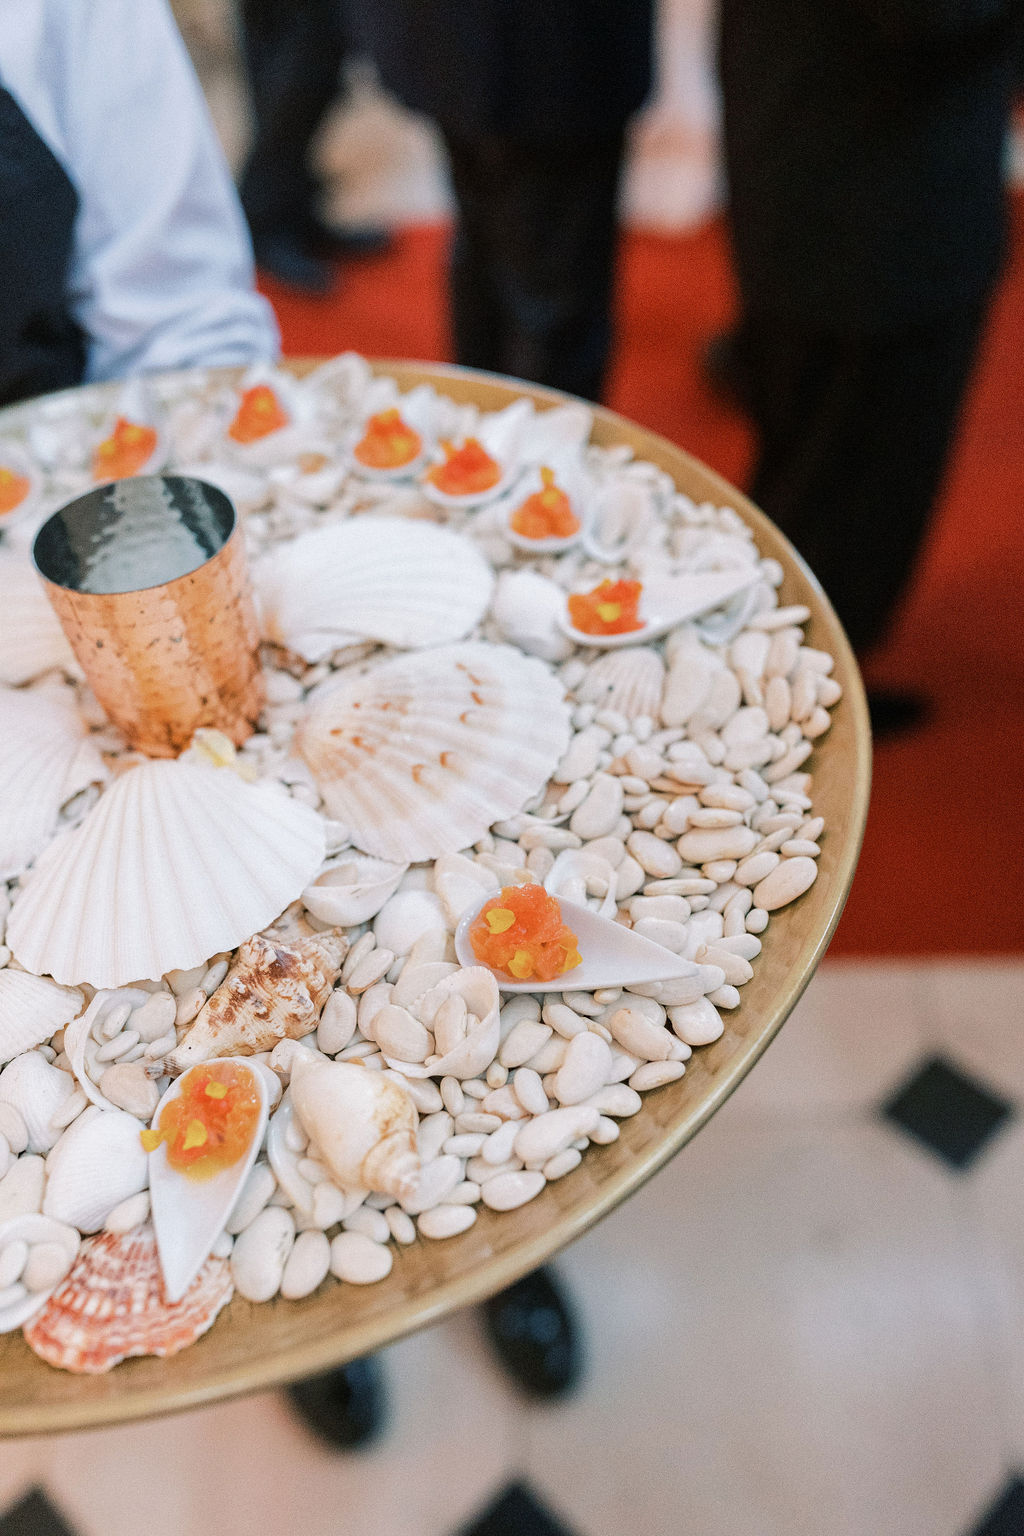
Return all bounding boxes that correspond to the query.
[286,1356,386,1449]
[867,688,930,740]
[252,230,335,295]
[308,218,393,261]
[481,1267,582,1400]
[701,328,753,414]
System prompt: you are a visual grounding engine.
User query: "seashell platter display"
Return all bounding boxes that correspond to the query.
[0,355,843,1373]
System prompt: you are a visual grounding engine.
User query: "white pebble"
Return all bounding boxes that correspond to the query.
[481,1170,546,1211]
[0,1239,27,1288]
[386,1206,417,1244]
[103,1190,151,1235]
[231,1206,295,1302]
[514,1106,600,1163]
[512,1067,550,1116]
[669,998,725,1045]
[317,989,358,1055]
[752,855,818,910]
[542,1148,583,1181]
[417,1203,477,1239]
[629,1060,686,1091]
[343,1206,391,1245]
[330,1231,394,1284]
[553,1032,613,1105]
[400,1155,464,1215]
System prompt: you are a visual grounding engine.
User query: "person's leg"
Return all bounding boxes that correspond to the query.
[740,303,988,654]
[443,131,627,402]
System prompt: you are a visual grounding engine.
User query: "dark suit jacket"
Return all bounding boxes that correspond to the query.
[355,0,654,141]
[719,0,1022,331]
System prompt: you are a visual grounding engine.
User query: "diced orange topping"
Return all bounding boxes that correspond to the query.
[567,578,645,636]
[91,417,158,481]
[510,466,580,540]
[227,384,289,444]
[141,1061,261,1181]
[353,407,423,470]
[469,884,581,982]
[425,437,502,496]
[0,466,30,517]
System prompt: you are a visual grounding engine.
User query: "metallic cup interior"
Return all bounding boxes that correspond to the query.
[33,475,265,757]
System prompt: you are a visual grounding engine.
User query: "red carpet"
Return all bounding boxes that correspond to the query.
[261,201,1024,956]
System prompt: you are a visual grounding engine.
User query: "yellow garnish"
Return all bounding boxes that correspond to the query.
[485,907,516,934]
[596,603,622,622]
[508,950,534,979]
[561,950,582,973]
[140,1127,162,1153]
[183,1119,208,1151]
[205,1081,228,1100]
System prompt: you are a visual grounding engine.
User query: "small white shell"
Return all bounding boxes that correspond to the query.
[289,1054,421,1199]
[0,683,107,880]
[302,854,408,927]
[582,476,661,564]
[256,515,495,659]
[0,551,78,685]
[296,642,572,865]
[544,848,618,919]
[7,758,326,987]
[64,988,152,1111]
[222,364,319,467]
[0,1051,76,1153]
[0,970,83,1069]
[489,569,575,663]
[397,967,500,1081]
[575,648,665,721]
[43,1106,149,1234]
[0,1214,80,1333]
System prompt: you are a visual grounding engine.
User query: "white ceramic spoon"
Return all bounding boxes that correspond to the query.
[557,569,761,650]
[454,892,690,993]
[148,1057,271,1303]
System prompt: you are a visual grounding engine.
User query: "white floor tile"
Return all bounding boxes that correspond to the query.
[919,962,1024,1102]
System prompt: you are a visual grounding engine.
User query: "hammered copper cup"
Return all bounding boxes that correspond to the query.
[32,475,265,756]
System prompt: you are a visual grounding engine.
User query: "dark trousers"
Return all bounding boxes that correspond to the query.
[442,130,627,404]
[238,0,346,237]
[738,303,988,653]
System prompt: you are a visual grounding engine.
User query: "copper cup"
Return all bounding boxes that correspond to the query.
[33,475,265,757]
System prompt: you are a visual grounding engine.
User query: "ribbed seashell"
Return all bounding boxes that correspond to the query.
[296,642,572,865]
[0,970,83,1069]
[0,1051,76,1153]
[0,437,43,534]
[289,1054,420,1200]
[0,551,78,685]
[301,853,407,927]
[0,1213,80,1333]
[397,966,500,1081]
[6,758,326,988]
[576,648,666,721]
[165,929,347,1075]
[43,1106,149,1233]
[23,1224,233,1373]
[0,684,107,880]
[490,569,574,663]
[582,475,661,564]
[544,848,618,919]
[255,515,495,659]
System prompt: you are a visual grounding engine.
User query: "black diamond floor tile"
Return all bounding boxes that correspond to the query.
[882,1055,1014,1169]
[454,1480,581,1536]
[967,1476,1024,1536]
[0,1490,79,1536]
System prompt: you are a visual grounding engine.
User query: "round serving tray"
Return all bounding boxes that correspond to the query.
[0,361,871,1435]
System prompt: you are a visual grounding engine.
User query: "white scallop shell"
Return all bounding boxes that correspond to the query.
[0,438,43,533]
[575,648,665,720]
[489,569,574,663]
[0,1213,80,1333]
[0,1051,76,1153]
[0,552,78,684]
[89,378,168,485]
[296,642,572,864]
[148,1058,271,1301]
[301,853,408,927]
[7,758,326,988]
[255,516,495,659]
[43,1106,149,1234]
[0,684,107,880]
[0,971,83,1069]
[420,398,534,509]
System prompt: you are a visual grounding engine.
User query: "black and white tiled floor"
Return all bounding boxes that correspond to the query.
[1,960,1022,1536]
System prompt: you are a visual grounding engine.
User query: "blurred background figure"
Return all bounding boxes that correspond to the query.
[716,0,1024,730]
[361,0,655,401]
[0,0,276,409]
[237,0,391,294]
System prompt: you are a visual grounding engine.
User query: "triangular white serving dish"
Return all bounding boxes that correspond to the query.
[454,893,690,993]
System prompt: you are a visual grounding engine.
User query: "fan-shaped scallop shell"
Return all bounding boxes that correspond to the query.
[165,929,347,1074]
[0,970,83,1069]
[22,1225,233,1373]
[0,1050,76,1153]
[295,642,572,864]
[0,552,78,685]
[0,684,107,880]
[6,758,326,988]
[256,515,495,659]
[43,1107,149,1233]
[576,649,665,720]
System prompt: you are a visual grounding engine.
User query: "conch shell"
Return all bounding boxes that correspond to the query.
[289,1054,420,1200]
[165,930,347,1075]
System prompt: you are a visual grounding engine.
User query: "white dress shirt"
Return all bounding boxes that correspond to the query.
[0,0,279,382]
